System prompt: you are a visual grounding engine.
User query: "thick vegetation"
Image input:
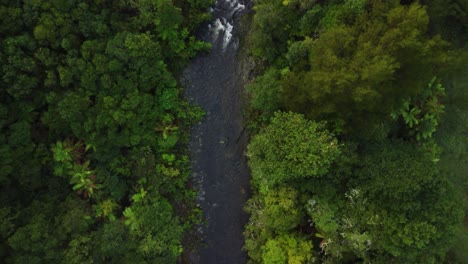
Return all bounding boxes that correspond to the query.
[0,0,213,262]
[244,0,466,263]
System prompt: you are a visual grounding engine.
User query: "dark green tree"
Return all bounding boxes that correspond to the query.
[307,141,463,263]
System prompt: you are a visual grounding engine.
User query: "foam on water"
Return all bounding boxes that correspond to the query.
[208,0,246,50]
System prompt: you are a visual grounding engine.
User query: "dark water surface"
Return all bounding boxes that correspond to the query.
[181,1,252,263]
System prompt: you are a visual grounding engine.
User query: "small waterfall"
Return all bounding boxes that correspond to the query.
[208,0,247,50]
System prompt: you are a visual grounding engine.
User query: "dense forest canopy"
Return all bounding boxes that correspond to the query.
[244,0,467,263]
[0,0,213,262]
[1,0,467,263]
[249,0,461,129]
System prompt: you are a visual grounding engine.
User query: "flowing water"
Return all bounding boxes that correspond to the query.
[181,0,252,263]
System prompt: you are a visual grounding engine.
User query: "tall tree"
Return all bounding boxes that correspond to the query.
[247,111,340,192]
[283,1,450,127]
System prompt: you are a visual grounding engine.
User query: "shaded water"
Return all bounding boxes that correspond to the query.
[181,0,252,263]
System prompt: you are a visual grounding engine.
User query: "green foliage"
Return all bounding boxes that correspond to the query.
[263,187,304,232]
[306,197,340,237]
[248,0,300,62]
[289,1,448,125]
[434,68,468,263]
[123,194,184,261]
[249,0,451,130]
[244,188,310,263]
[305,141,463,263]
[392,77,446,142]
[63,235,93,264]
[0,0,210,262]
[353,141,462,262]
[248,68,284,113]
[248,111,340,191]
[424,0,468,45]
[262,234,314,264]
[175,0,214,32]
[8,213,64,263]
[0,207,17,240]
[244,1,466,263]
[244,187,303,235]
[52,140,100,198]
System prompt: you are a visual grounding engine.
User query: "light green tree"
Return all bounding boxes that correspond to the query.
[248,111,340,192]
[262,234,314,264]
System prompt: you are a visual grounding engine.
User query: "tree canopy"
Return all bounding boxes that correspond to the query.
[0,0,212,262]
[243,0,466,263]
[249,0,452,129]
[248,112,340,191]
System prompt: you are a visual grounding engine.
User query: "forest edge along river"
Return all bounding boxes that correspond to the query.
[181,0,252,263]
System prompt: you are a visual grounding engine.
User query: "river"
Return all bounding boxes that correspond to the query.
[181,0,252,263]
